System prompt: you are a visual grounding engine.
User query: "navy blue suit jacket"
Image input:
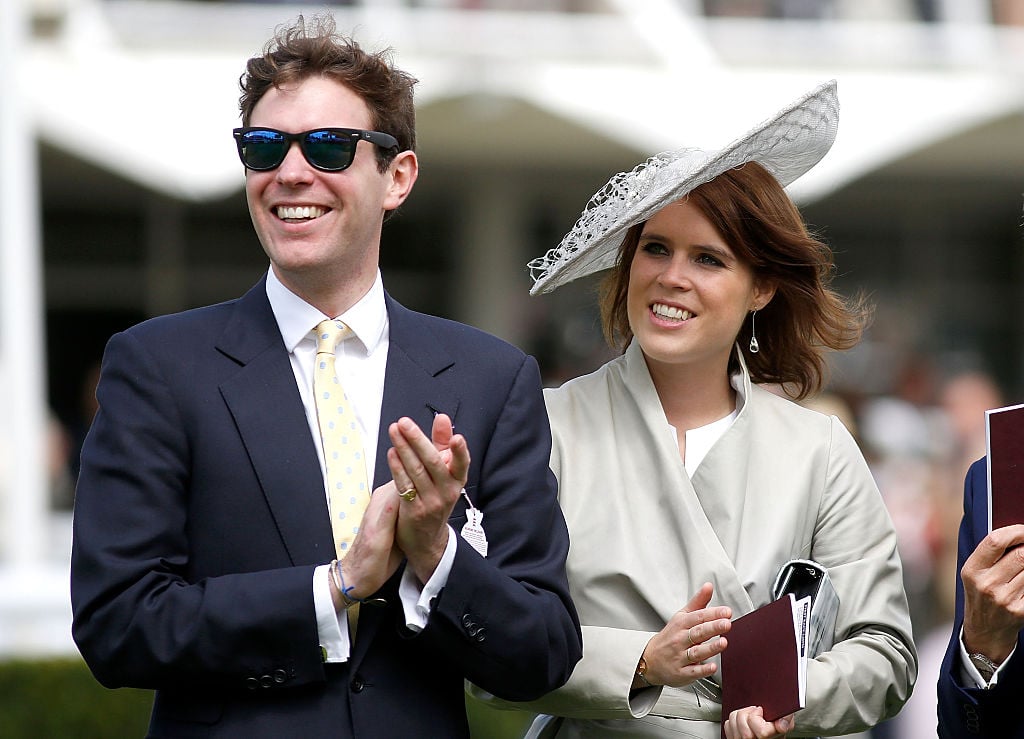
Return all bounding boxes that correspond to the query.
[70,278,581,738]
[937,457,1024,738]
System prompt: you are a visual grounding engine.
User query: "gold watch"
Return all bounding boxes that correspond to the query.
[635,656,653,688]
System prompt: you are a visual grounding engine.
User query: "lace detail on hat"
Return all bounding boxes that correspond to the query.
[528,80,840,295]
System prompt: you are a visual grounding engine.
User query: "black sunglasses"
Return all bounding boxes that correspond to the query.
[232,127,400,172]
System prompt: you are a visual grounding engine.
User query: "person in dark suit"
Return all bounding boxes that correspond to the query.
[937,457,1024,738]
[69,14,581,738]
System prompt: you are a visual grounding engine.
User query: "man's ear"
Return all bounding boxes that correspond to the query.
[383,150,418,212]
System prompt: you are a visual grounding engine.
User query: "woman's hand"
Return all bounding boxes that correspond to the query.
[638,582,732,688]
[723,706,794,739]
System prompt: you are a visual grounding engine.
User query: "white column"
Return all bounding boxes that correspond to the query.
[455,176,530,346]
[0,0,49,567]
[145,196,188,317]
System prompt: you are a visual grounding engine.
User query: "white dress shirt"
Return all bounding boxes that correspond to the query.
[265,268,456,662]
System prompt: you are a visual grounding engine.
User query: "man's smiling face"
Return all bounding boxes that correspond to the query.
[245,75,401,308]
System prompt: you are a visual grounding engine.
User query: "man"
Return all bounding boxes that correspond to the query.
[937,457,1024,738]
[70,15,581,738]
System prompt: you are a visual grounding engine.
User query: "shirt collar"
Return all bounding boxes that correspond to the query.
[265,268,388,355]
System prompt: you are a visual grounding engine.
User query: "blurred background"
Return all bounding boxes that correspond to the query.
[2,0,1024,735]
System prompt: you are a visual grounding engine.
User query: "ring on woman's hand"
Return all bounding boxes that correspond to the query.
[686,646,695,664]
[687,627,696,647]
[398,487,418,502]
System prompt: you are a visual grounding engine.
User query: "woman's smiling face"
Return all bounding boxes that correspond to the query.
[626,198,774,377]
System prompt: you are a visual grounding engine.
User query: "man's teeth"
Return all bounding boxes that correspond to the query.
[652,303,692,321]
[277,206,325,220]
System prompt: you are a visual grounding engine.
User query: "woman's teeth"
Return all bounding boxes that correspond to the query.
[652,303,692,321]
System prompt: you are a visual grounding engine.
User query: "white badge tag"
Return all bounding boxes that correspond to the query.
[459,489,488,557]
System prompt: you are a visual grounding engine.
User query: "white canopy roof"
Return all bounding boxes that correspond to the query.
[29,0,1024,203]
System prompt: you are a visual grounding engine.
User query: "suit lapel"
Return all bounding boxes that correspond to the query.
[216,279,335,567]
[371,295,461,488]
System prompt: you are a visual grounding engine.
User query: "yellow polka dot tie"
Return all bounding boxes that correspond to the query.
[313,319,369,558]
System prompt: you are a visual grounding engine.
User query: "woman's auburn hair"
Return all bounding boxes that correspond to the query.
[598,161,871,401]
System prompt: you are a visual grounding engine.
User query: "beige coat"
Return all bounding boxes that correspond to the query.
[515,342,916,738]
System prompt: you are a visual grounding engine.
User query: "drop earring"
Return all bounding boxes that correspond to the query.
[748,310,760,354]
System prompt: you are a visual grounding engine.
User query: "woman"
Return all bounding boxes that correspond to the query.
[515,81,916,738]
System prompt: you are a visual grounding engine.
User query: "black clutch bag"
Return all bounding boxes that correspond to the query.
[772,559,840,658]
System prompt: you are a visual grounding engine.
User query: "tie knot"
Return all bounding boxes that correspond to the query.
[315,320,350,355]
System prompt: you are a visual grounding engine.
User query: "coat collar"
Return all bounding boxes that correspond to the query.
[618,340,753,427]
[215,275,282,366]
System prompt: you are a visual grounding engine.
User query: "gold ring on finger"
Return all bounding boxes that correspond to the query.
[398,487,418,502]
[686,646,695,664]
[687,627,696,647]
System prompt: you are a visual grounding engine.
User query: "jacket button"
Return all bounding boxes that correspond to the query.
[260,674,274,689]
[963,703,980,733]
[245,677,259,691]
[462,614,474,628]
[351,676,365,693]
[273,669,288,684]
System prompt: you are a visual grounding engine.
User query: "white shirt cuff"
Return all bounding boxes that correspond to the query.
[958,624,1015,688]
[314,564,350,662]
[399,525,457,632]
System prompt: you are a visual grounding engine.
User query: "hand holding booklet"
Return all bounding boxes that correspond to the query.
[720,560,839,733]
[720,593,810,727]
[985,402,1024,531]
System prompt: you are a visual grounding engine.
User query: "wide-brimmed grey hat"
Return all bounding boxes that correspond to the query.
[527,79,839,295]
